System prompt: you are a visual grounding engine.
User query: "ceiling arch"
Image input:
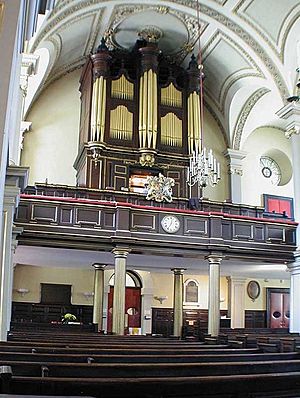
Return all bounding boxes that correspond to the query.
[25,0,299,148]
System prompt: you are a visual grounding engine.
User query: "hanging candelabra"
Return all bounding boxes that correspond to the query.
[187,146,220,188]
[186,0,221,189]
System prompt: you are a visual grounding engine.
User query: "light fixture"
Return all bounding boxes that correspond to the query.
[186,0,221,189]
[16,288,29,297]
[153,295,168,304]
[83,292,94,299]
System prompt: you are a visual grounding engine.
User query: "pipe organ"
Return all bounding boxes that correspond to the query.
[74,37,202,203]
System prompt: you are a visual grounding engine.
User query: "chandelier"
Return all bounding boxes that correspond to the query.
[187,147,220,188]
[186,0,221,189]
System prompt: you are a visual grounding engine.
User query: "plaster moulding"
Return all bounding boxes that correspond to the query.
[202,30,264,114]
[234,0,300,62]
[105,4,207,64]
[232,87,270,150]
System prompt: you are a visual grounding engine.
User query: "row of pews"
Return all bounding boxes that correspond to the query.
[0,328,300,397]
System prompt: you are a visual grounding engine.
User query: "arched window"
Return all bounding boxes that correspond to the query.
[184,279,199,305]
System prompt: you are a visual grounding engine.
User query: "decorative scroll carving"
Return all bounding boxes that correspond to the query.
[161,83,182,107]
[111,75,134,100]
[110,105,133,141]
[161,113,182,147]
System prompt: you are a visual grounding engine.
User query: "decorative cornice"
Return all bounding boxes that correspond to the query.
[233,88,270,150]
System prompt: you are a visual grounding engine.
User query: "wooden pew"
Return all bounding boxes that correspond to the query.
[0,350,298,363]
[3,358,300,378]
[7,372,300,397]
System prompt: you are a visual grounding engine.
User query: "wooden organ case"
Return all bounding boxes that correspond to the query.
[74,38,202,205]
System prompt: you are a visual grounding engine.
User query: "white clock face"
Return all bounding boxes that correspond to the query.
[260,156,281,186]
[161,215,180,233]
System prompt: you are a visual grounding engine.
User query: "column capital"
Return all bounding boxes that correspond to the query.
[227,276,247,284]
[223,148,247,161]
[276,102,300,139]
[112,247,131,258]
[287,255,300,274]
[93,263,106,271]
[206,254,223,265]
[171,268,186,275]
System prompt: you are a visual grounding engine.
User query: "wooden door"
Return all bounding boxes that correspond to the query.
[107,287,141,333]
[267,288,290,328]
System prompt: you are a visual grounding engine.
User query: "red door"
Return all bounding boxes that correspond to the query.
[107,287,141,333]
[270,292,290,328]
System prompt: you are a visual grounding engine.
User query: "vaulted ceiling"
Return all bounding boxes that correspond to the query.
[28,0,300,148]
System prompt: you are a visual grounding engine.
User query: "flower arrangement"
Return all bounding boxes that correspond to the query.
[62,313,77,323]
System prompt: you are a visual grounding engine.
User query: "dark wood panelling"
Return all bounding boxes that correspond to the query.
[185,218,208,235]
[75,208,101,226]
[32,205,57,222]
[245,310,266,328]
[152,308,228,337]
[11,302,93,325]
[233,223,253,240]
[132,213,155,230]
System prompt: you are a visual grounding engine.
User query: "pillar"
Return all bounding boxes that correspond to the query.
[0,166,28,340]
[207,255,222,336]
[288,257,300,333]
[171,268,186,337]
[141,287,153,335]
[224,149,247,204]
[92,264,106,332]
[227,276,246,328]
[276,102,300,246]
[111,247,130,335]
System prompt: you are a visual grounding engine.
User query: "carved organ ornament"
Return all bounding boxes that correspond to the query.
[75,36,204,202]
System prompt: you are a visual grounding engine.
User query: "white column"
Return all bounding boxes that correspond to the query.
[288,257,300,333]
[227,276,246,328]
[92,264,106,332]
[141,288,153,335]
[276,102,300,246]
[0,166,28,340]
[171,268,186,337]
[207,255,222,336]
[7,226,23,330]
[223,149,247,204]
[112,248,130,335]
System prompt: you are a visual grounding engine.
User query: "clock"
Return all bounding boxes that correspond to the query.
[260,156,281,186]
[161,215,180,233]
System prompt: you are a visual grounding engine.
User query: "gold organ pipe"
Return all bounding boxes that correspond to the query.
[102,80,106,142]
[143,72,147,148]
[147,70,152,147]
[90,79,96,140]
[153,72,158,148]
[139,74,143,146]
[91,78,99,141]
[187,95,192,153]
[138,69,158,149]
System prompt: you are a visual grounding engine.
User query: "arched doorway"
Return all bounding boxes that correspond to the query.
[107,271,142,334]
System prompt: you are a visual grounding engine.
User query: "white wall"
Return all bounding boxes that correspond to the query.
[202,108,229,202]
[241,126,293,206]
[21,69,81,186]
